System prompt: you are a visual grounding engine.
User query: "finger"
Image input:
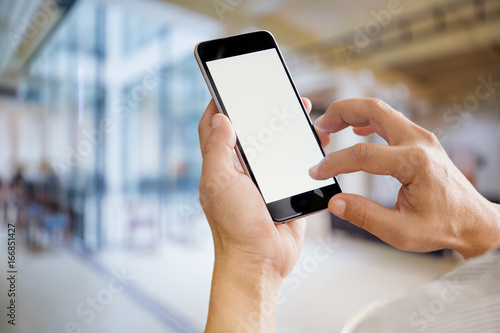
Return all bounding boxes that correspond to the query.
[309,143,412,185]
[315,98,416,145]
[198,99,219,150]
[353,125,375,136]
[300,97,331,148]
[201,114,237,176]
[302,97,312,113]
[279,217,306,243]
[328,193,405,248]
[316,129,331,149]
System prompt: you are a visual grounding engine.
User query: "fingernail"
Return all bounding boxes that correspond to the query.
[309,164,319,176]
[315,114,325,125]
[212,115,222,128]
[315,115,328,132]
[330,199,346,217]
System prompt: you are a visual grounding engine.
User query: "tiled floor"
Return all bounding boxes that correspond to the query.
[0,213,459,333]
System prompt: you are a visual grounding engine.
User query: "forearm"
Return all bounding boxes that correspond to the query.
[205,255,282,333]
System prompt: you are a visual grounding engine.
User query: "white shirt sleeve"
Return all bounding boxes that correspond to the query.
[342,247,500,333]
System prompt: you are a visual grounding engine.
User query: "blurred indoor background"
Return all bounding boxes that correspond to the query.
[0,0,499,332]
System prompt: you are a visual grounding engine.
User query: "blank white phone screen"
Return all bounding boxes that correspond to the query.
[206,48,335,203]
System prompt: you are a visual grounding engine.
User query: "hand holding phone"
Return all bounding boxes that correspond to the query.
[195,31,341,222]
[199,101,309,333]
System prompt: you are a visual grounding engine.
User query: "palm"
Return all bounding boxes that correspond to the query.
[207,167,306,278]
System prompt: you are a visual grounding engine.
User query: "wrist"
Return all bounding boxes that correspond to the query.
[205,253,283,332]
[454,200,500,259]
[215,247,285,282]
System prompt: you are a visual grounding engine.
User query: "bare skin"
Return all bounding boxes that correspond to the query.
[309,98,500,259]
[198,97,500,332]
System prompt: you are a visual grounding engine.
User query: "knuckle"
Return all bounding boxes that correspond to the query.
[418,128,440,146]
[368,97,390,111]
[353,143,370,162]
[391,231,414,251]
[405,144,431,170]
[201,137,217,157]
[201,168,235,198]
[199,175,220,200]
[332,99,345,109]
[198,122,203,137]
[413,144,428,159]
[367,98,405,124]
[322,153,334,166]
[198,183,208,205]
[353,206,373,232]
[198,176,210,195]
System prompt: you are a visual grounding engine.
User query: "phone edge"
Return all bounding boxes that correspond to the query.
[194,42,254,193]
[194,33,340,224]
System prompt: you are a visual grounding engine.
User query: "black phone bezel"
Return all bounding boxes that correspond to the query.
[196,30,342,222]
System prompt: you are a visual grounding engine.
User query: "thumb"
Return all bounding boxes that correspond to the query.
[201,113,237,179]
[207,113,236,147]
[328,193,400,244]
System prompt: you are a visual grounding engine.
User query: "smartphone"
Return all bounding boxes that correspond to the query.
[195,30,341,222]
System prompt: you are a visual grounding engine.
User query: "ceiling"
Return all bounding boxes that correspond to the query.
[1,0,499,103]
[164,0,500,102]
[0,0,75,92]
